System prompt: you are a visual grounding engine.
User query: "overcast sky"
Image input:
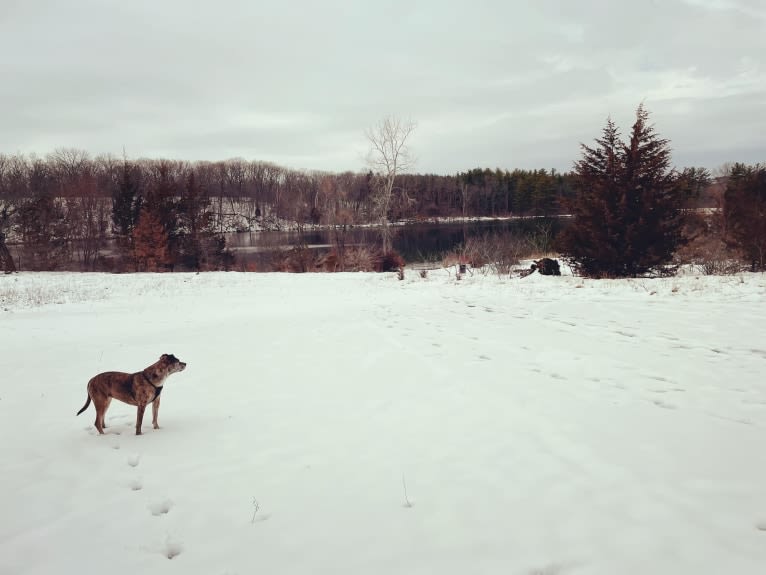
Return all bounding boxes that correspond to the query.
[1,0,765,174]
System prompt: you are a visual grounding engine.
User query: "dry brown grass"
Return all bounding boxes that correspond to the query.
[444,231,529,277]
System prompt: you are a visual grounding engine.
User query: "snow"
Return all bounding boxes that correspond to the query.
[1,269,766,575]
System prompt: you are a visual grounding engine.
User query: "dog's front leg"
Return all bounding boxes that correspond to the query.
[135,404,146,435]
[152,396,161,429]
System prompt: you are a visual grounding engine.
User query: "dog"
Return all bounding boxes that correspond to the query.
[77,354,186,435]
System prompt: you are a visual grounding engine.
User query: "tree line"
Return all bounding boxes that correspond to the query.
[0,150,579,272]
[0,106,763,276]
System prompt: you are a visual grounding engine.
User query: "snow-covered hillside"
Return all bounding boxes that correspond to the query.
[1,270,765,575]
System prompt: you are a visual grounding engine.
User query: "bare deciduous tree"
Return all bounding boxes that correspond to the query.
[365,116,415,252]
[0,154,18,272]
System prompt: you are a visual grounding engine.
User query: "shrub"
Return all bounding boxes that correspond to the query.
[675,211,743,275]
[445,231,526,276]
[345,246,377,272]
[269,245,316,272]
[376,250,405,272]
[317,250,339,272]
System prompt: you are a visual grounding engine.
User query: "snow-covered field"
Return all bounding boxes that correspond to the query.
[1,269,766,575]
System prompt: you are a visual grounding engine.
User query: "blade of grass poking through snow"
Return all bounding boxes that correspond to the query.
[402,473,412,508]
[251,497,260,523]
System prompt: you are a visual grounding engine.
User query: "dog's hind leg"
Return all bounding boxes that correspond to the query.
[100,397,111,430]
[92,394,110,434]
[152,396,161,430]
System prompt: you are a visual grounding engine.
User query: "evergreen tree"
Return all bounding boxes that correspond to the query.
[144,163,181,267]
[112,159,142,238]
[178,170,211,270]
[559,105,685,277]
[723,163,766,271]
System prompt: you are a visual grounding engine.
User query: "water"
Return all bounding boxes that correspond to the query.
[226,218,565,269]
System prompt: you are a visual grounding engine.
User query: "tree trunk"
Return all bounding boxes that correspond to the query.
[0,234,16,273]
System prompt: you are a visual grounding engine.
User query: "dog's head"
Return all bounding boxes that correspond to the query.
[159,353,187,375]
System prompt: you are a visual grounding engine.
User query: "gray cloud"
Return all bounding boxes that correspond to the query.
[1,0,764,173]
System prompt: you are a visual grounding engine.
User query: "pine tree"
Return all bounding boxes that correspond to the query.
[112,159,142,238]
[559,105,685,277]
[143,163,180,267]
[723,163,766,271]
[178,171,211,270]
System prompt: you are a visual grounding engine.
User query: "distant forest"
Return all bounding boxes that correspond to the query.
[0,148,726,273]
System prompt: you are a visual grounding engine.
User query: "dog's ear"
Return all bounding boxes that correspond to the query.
[161,354,168,360]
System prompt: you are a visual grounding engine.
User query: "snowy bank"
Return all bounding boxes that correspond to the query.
[1,270,765,574]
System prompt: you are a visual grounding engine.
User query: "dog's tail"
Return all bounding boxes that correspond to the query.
[76,395,91,416]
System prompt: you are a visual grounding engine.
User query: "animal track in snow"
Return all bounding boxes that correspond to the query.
[756,521,766,532]
[652,399,677,410]
[614,330,637,338]
[129,479,143,491]
[127,454,140,467]
[164,537,183,559]
[708,413,753,426]
[149,499,173,516]
[658,334,680,342]
[528,563,566,575]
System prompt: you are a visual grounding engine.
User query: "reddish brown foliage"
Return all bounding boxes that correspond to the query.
[132,208,170,272]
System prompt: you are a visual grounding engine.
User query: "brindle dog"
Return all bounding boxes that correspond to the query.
[77,354,186,435]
